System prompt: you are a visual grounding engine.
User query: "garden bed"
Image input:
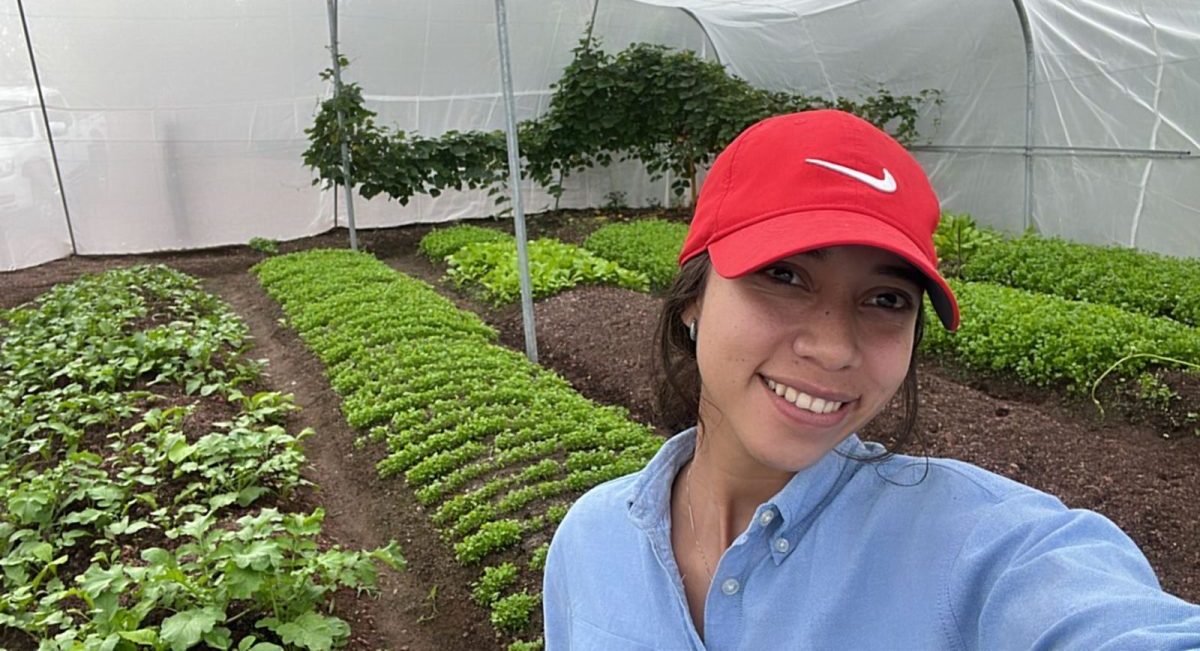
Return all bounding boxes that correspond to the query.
[2,209,1197,650]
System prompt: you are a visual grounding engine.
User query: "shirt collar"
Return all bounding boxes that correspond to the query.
[625,427,871,536]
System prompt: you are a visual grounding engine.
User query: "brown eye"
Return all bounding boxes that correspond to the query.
[762,265,800,285]
[868,291,911,310]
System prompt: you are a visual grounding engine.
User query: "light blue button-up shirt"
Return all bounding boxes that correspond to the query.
[544,429,1200,650]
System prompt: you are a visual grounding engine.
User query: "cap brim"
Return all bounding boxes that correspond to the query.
[707,209,960,330]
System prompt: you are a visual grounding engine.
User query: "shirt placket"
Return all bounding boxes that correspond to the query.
[702,504,783,650]
[645,524,710,650]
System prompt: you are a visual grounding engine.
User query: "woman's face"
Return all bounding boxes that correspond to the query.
[687,245,922,476]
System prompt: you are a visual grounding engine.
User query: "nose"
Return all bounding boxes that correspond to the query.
[791,302,861,371]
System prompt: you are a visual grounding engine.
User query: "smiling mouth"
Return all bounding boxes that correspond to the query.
[763,377,852,415]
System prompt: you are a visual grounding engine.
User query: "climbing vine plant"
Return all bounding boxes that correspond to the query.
[304,36,941,207]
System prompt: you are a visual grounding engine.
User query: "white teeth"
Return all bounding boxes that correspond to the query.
[765,377,845,415]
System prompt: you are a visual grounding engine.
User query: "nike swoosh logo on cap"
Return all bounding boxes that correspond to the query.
[805,158,897,193]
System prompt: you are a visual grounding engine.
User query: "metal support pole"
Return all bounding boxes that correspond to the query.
[494,0,538,363]
[585,0,600,46]
[326,0,358,251]
[17,0,77,255]
[680,8,722,66]
[1012,0,1035,231]
[909,144,1192,159]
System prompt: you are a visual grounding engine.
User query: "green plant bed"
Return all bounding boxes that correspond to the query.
[253,250,663,644]
[0,265,401,649]
[583,218,689,290]
[445,238,649,305]
[922,279,1200,397]
[960,233,1200,327]
[419,224,512,261]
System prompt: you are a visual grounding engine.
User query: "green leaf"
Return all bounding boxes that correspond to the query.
[233,539,283,571]
[141,547,174,567]
[223,564,265,600]
[118,629,160,646]
[160,607,226,651]
[258,612,350,651]
[78,563,130,598]
[10,489,54,526]
[166,433,195,464]
[370,540,407,572]
[202,626,232,650]
[235,485,270,507]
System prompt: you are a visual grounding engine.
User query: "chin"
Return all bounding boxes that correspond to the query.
[749,435,841,474]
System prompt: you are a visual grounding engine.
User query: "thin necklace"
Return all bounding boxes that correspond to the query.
[685,460,715,580]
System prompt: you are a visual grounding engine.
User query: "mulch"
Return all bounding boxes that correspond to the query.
[1,209,1197,650]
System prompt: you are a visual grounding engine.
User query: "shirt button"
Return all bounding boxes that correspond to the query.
[721,578,740,595]
[773,537,791,554]
[758,510,775,526]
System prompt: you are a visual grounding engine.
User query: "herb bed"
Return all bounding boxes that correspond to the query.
[0,266,400,650]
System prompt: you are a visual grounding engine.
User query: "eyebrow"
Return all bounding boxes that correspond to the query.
[874,264,926,289]
[776,252,927,288]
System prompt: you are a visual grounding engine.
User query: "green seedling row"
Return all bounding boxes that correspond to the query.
[583,218,689,290]
[924,279,1200,393]
[0,265,401,650]
[418,224,513,261]
[443,237,650,304]
[961,233,1200,327]
[253,249,662,643]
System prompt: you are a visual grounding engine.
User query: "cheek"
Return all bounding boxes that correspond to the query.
[864,332,915,395]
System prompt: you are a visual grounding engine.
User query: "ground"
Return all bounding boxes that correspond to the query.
[2,210,1197,649]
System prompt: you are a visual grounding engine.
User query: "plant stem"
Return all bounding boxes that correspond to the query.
[1090,353,1199,416]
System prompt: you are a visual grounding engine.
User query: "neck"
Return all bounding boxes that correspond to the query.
[689,428,794,548]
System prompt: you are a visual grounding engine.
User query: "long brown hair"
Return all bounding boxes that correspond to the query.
[651,252,927,461]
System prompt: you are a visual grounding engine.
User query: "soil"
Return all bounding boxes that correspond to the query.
[2,208,1197,649]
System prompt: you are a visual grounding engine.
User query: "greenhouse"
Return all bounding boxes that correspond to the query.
[3,1,1198,271]
[2,1,1198,649]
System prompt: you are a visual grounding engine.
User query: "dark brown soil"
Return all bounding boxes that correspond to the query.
[2,208,1196,651]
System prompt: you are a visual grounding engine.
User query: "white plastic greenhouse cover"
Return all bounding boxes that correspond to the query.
[1,0,1196,272]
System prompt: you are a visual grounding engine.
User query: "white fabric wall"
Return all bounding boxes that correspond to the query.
[13,1,335,264]
[1028,0,1200,257]
[1,0,1197,270]
[337,0,710,229]
[0,5,73,271]
[628,0,1200,257]
[0,0,711,270]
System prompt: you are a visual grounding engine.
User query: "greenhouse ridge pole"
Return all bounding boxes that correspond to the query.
[494,0,538,363]
[325,0,358,251]
[17,0,77,255]
[1012,0,1035,231]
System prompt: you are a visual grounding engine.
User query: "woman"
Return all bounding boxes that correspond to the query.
[543,110,1200,649]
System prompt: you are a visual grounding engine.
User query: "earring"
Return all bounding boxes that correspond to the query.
[688,318,698,342]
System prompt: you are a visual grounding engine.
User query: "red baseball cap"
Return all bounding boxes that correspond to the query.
[679,109,959,330]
